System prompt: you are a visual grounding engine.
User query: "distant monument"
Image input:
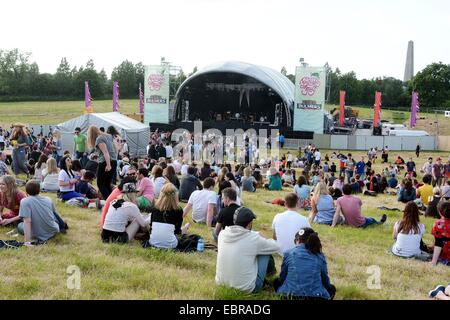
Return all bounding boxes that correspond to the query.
[403,40,414,82]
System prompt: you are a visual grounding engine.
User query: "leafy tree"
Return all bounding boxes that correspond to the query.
[410,62,450,109]
[111,60,137,98]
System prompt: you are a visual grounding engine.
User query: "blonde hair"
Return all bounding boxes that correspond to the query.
[243,167,251,177]
[46,158,58,175]
[52,130,61,140]
[155,183,180,212]
[122,192,138,204]
[86,126,104,149]
[0,175,19,209]
[312,182,329,204]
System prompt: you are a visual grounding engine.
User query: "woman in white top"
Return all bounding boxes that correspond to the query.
[392,201,431,261]
[34,154,48,181]
[58,156,83,201]
[101,182,150,243]
[41,158,60,192]
[151,165,166,199]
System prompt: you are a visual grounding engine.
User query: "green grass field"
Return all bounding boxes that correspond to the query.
[0,149,448,300]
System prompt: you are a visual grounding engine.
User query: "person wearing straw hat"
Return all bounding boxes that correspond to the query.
[264,167,282,191]
[10,123,30,178]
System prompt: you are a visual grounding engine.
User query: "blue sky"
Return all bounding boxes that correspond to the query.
[1,0,448,79]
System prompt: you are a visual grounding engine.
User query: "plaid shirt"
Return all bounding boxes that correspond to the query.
[0,160,8,176]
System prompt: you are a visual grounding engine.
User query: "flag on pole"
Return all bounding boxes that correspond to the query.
[84,81,93,113]
[373,91,382,128]
[410,91,419,127]
[113,81,120,112]
[139,83,144,114]
[339,90,346,126]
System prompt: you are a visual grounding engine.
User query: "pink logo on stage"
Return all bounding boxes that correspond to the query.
[148,74,165,91]
[299,76,320,96]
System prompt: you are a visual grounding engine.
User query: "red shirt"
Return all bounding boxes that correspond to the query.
[432,218,450,261]
[0,190,26,219]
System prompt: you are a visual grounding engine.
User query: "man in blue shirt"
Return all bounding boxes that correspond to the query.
[279,134,285,149]
[355,156,366,180]
[406,157,416,174]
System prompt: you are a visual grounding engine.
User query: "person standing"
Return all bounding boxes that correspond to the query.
[87,125,118,200]
[279,133,285,149]
[10,123,30,177]
[73,127,88,168]
[416,144,421,158]
[432,157,444,187]
[51,129,63,168]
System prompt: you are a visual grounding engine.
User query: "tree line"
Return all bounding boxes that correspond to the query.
[1,48,449,110]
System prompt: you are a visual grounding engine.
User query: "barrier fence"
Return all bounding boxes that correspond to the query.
[284,134,444,151]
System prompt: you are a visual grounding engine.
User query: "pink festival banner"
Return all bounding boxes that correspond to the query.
[410,91,419,127]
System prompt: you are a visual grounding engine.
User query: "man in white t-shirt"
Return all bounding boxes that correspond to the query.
[314,149,321,166]
[272,193,311,255]
[183,177,217,226]
[165,143,173,159]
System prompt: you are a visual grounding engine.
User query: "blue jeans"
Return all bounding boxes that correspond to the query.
[253,255,271,293]
[75,151,88,168]
[61,191,83,201]
[361,217,381,228]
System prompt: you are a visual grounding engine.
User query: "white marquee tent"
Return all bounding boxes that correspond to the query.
[56,112,150,157]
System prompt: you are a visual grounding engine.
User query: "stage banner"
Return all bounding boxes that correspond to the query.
[339,90,346,126]
[293,66,326,133]
[144,65,170,125]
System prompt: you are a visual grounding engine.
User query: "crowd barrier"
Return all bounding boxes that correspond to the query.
[284,134,442,151]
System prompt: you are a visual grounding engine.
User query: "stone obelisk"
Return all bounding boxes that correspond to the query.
[404,40,414,82]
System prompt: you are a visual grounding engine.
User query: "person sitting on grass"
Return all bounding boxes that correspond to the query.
[274,228,336,300]
[34,154,48,182]
[294,175,311,209]
[101,182,150,244]
[391,201,431,261]
[429,283,450,300]
[332,184,386,228]
[213,187,240,241]
[148,183,190,249]
[0,175,26,226]
[282,169,295,187]
[41,158,60,192]
[309,182,336,226]
[215,207,279,293]
[388,174,398,189]
[58,156,83,201]
[179,166,203,202]
[99,176,137,229]
[272,193,311,255]
[241,167,257,192]
[397,179,416,203]
[430,201,450,266]
[150,165,166,199]
[442,179,450,200]
[328,186,343,200]
[350,177,361,194]
[264,167,282,191]
[17,180,68,245]
[75,170,98,199]
[183,177,217,227]
[136,167,154,210]
[417,174,433,206]
[425,187,442,219]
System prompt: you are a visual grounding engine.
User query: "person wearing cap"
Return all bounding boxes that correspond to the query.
[73,127,88,168]
[101,182,149,243]
[274,227,336,300]
[215,207,279,293]
[432,157,444,187]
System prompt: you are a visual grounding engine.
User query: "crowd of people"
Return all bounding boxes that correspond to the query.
[0,125,449,299]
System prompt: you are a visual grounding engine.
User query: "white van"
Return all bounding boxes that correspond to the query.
[388,130,429,137]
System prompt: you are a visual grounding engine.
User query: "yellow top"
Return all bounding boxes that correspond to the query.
[418,184,433,205]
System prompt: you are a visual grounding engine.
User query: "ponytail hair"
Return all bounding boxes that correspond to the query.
[295,227,322,254]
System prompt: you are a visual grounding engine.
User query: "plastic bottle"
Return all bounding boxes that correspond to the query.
[197,237,204,252]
